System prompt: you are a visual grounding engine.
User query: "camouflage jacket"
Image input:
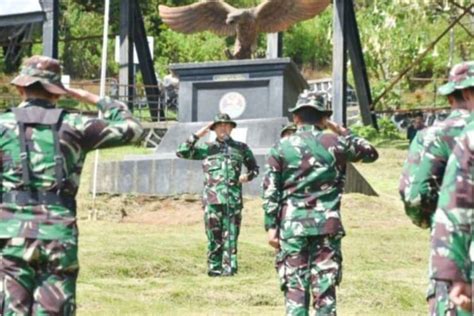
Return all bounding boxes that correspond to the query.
[262,124,378,239]
[430,115,474,283]
[176,135,259,206]
[0,97,143,239]
[404,109,471,228]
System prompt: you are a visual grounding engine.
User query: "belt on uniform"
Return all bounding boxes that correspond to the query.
[1,191,76,209]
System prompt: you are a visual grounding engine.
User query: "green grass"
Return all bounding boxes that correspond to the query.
[75,143,429,315]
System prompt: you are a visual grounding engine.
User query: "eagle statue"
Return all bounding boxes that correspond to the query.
[159,0,331,59]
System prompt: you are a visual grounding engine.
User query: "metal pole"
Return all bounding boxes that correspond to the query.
[42,0,59,58]
[92,0,111,202]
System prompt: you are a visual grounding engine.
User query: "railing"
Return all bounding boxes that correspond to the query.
[0,78,178,122]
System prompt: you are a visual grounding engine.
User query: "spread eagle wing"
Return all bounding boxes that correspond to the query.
[254,0,331,33]
[159,1,237,36]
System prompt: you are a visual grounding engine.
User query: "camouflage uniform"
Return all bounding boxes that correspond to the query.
[430,113,474,316]
[400,109,471,228]
[176,114,259,276]
[262,93,378,315]
[401,62,474,315]
[0,56,143,315]
[280,123,297,138]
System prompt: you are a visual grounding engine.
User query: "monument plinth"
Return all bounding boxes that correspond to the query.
[172,58,307,122]
[95,58,308,196]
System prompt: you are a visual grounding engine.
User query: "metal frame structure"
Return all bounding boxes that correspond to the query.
[119,0,162,121]
[332,0,376,128]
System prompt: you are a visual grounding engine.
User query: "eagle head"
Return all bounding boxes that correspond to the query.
[226,10,254,25]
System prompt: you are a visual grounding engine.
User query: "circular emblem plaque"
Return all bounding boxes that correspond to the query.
[219,92,246,119]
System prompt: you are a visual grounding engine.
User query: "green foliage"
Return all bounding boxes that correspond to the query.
[354,0,473,109]
[155,30,227,76]
[350,124,379,141]
[283,11,332,68]
[351,117,402,141]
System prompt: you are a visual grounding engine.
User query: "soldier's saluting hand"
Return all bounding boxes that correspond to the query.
[177,113,259,277]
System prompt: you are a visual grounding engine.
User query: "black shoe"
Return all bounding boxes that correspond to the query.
[208,271,222,277]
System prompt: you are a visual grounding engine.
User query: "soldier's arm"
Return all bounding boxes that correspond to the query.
[406,136,449,218]
[242,144,259,181]
[176,122,213,160]
[66,88,143,151]
[431,207,472,284]
[399,131,432,228]
[262,146,282,231]
[340,131,379,163]
[399,131,425,200]
[176,134,209,160]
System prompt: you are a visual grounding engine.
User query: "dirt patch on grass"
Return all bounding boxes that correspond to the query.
[78,194,204,226]
[122,198,203,226]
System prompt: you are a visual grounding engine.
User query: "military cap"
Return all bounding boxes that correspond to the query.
[11,55,68,95]
[289,91,332,115]
[438,61,474,95]
[280,123,297,137]
[210,113,237,130]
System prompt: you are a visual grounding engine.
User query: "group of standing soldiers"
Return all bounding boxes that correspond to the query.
[178,92,379,315]
[400,61,474,315]
[178,62,474,316]
[0,54,471,316]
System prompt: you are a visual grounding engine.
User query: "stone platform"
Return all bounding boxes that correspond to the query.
[95,117,289,196]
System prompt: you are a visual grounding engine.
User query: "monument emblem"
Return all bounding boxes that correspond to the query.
[159,0,331,59]
[219,92,246,118]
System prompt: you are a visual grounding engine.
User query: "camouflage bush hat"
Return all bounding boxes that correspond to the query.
[210,113,237,130]
[11,55,68,95]
[438,61,474,96]
[280,123,297,137]
[289,91,332,115]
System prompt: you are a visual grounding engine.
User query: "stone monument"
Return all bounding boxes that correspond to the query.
[95,58,308,196]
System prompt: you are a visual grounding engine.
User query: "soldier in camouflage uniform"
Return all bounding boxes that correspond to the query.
[399,64,469,228]
[176,113,259,276]
[0,55,143,315]
[262,92,378,316]
[430,112,474,315]
[280,123,297,138]
[401,62,474,315]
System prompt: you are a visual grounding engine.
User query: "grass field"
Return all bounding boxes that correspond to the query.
[74,142,430,315]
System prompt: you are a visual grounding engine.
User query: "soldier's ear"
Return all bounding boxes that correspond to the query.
[16,86,26,99]
[292,114,301,125]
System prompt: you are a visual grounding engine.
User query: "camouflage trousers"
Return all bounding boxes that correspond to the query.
[276,235,342,316]
[204,204,242,276]
[0,238,79,315]
[427,280,472,316]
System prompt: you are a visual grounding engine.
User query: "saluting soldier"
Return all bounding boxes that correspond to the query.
[0,55,143,314]
[262,92,378,315]
[176,113,259,276]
